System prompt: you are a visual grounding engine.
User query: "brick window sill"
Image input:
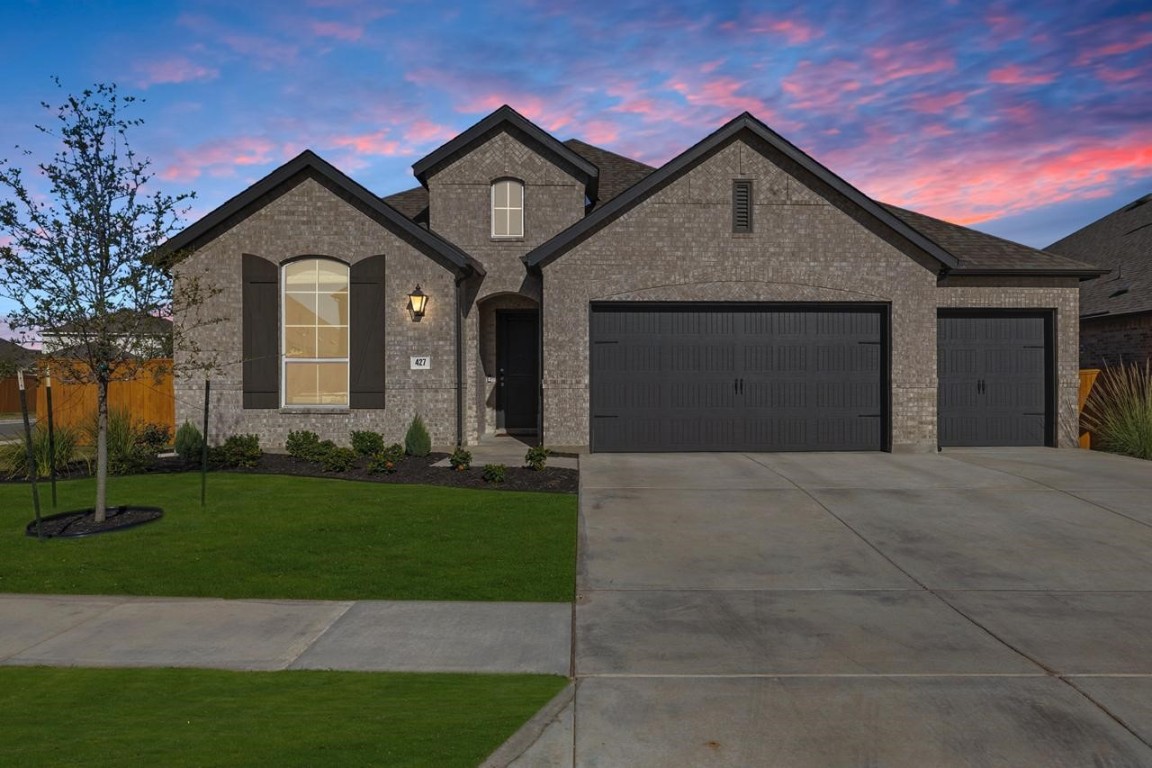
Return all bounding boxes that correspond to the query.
[280,407,351,415]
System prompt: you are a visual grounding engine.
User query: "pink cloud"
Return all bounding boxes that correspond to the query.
[310,20,363,41]
[1094,65,1146,84]
[668,76,775,119]
[402,120,454,145]
[133,56,218,87]
[581,120,620,145]
[328,132,407,156]
[988,65,1056,85]
[909,91,970,114]
[866,42,955,85]
[719,15,820,45]
[1075,31,1152,64]
[159,137,280,183]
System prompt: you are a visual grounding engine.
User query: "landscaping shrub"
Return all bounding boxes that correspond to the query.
[85,407,155,475]
[320,445,358,472]
[211,434,262,469]
[524,445,551,471]
[1083,361,1152,460]
[368,443,405,474]
[174,421,204,464]
[0,422,80,479]
[138,423,171,453]
[482,463,507,483]
[404,414,432,457]
[449,447,472,471]
[350,430,385,457]
[285,430,322,461]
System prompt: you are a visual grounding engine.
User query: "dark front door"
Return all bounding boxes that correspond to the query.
[497,311,540,432]
[589,304,887,452]
[938,313,1051,446]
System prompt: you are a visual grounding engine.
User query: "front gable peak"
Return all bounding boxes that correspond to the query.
[412,105,600,200]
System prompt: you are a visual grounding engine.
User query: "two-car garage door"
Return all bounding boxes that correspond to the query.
[589,304,887,452]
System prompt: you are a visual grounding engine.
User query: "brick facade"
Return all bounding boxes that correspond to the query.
[1080,313,1152,368]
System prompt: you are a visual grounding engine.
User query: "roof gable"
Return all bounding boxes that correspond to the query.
[412,105,599,200]
[524,112,961,271]
[158,150,482,277]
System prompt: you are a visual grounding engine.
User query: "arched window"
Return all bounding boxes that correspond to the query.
[491,179,524,238]
[282,258,349,406]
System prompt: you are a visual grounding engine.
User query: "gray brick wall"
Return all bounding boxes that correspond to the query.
[173,176,459,451]
[540,137,1082,450]
[1080,312,1152,368]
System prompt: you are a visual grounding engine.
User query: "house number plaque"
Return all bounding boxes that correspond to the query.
[410,356,431,370]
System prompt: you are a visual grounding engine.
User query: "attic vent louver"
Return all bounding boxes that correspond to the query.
[733,180,753,233]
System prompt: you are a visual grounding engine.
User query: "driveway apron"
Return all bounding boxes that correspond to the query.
[562,449,1152,767]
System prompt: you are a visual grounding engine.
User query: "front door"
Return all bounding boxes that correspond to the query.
[497,311,540,432]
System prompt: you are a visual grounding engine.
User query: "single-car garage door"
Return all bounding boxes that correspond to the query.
[590,303,887,452]
[937,312,1052,447]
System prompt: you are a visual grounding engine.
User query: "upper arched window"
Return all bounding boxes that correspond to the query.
[491,179,524,238]
[282,258,349,406]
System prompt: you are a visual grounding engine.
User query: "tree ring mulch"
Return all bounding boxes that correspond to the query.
[26,506,164,539]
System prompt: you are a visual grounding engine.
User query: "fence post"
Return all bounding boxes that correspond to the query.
[45,365,57,507]
[19,370,43,540]
[200,379,210,508]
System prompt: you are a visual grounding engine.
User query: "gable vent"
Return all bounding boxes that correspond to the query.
[733,180,753,233]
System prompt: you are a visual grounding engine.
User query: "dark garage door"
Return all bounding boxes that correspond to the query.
[937,313,1051,447]
[589,304,887,452]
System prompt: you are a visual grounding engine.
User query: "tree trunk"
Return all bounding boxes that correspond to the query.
[94,378,109,523]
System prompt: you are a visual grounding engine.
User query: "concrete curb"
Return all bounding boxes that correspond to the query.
[480,682,575,768]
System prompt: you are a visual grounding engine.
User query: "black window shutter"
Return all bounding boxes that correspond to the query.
[242,253,279,409]
[349,255,386,409]
[733,180,753,233]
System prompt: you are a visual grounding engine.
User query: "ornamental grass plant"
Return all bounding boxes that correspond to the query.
[1082,361,1152,460]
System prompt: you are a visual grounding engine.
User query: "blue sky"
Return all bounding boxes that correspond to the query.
[1,0,1150,331]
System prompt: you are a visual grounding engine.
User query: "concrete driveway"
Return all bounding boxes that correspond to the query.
[525,448,1152,766]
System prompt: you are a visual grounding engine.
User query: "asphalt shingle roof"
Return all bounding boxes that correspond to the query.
[1046,193,1152,317]
[0,337,38,367]
[882,204,1101,275]
[562,139,655,208]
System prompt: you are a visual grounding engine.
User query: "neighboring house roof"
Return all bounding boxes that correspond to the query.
[524,112,1103,278]
[1046,193,1152,318]
[158,150,483,277]
[0,337,38,368]
[412,105,601,201]
[380,186,429,224]
[882,205,1104,277]
[49,309,172,337]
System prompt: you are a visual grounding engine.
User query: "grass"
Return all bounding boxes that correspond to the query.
[2,667,566,768]
[0,473,576,601]
[1083,361,1152,460]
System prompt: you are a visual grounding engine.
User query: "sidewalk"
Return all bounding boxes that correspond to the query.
[0,594,571,674]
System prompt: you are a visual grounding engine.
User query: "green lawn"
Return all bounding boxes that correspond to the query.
[0,473,576,601]
[3,667,566,767]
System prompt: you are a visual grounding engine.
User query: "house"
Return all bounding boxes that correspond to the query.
[160,106,1102,453]
[42,309,173,361]
[0,337,38,371]
[1046,193,1152,368]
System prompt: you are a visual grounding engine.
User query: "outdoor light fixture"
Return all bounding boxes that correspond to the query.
[408,285,428,319]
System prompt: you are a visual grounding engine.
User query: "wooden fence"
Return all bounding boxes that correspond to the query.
[1079,368,1101,449]
[33,360,175,441]
[0,374,39,414]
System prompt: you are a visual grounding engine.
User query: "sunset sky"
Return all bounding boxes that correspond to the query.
[1,0,1150,330]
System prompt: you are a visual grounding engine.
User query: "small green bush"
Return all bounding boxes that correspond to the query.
[285,430,322,461]
[1083,361,1152,460]
[404,414,432,457]
[524,445,551,471]
[138,423,171,453]
[449,447,472,471]
[350,430,385,457]
[85,408,156,475]
[174,421,204,464]
[368,443,405,474]
[0,422,80,479]
[320,445,358,472]
[211,434,262,469]
[482,463,507,483]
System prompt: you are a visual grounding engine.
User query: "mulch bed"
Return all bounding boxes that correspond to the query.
[229,452,579,494]
[5,453,578,494]
[26,505,164,538]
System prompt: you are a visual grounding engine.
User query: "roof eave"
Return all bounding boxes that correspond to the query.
[943,267,1109,280]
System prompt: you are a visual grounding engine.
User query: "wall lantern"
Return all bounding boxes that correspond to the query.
[407,285,428,320]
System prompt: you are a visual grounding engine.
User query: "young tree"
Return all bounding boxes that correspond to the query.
[0,81,212,522]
